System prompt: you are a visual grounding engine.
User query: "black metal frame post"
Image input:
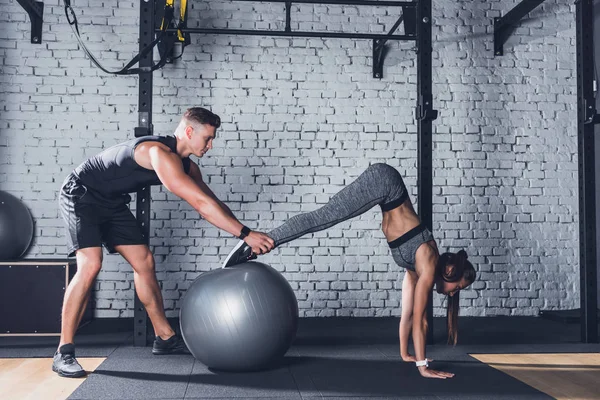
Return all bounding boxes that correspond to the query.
[494,0,546,56]
[416,0,437,344]
[576,0,599,344]
[133,0,157,347]
[16,0,44,44]
[594,0,600,330]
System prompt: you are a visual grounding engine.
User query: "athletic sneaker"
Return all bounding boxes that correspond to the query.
[221,240,257,268]
[152,334,190,355]
[52,344,86,378]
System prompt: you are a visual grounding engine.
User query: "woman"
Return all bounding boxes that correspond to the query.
[223,163,477,379]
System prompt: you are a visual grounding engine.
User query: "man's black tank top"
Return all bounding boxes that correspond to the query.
[72,136,191,198]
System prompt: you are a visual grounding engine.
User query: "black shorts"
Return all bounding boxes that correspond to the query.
[59,174,146,257]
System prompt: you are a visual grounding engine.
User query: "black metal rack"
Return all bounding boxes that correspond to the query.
[13,0,597,345]
[136,0,599,346]
[135,0,435,345]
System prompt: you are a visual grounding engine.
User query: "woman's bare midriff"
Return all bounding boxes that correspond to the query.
[382,200,439,274]
[381,200,422,242]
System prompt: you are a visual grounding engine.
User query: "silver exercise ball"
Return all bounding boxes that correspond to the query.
[0,191,34,260]
[180,261,298,371]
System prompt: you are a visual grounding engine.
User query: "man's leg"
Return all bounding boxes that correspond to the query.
[114,244,175,340]
[59,247,103,347]
[115,244,187,355]
[53,247,102,378]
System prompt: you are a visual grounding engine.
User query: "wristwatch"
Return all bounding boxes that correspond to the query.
[415,359,429,368]
[238,225,251,240]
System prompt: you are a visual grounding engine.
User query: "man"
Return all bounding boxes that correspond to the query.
[54,107,275,378]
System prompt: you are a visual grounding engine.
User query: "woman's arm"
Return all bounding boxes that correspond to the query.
[399,271,417,359]
[411,248,455,379]
[411,272,433,366]
[400,270,432,362]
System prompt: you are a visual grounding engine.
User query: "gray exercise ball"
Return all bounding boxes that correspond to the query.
[180,261,298,372]
[0,191,34,260]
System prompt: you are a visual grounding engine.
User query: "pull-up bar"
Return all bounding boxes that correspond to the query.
[218,0,415,6]
[160,28,413,41]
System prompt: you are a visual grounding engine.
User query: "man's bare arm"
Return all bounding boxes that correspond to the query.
[149,147,273,253]
[188,162,236,219]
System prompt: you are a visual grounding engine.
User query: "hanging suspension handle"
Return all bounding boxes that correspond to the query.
[62,0,176,75]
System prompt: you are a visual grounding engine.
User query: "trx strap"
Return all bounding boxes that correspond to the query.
[179,0,187,41]
[178,0,191,51]
[167,0,189,44]
[159,0,190,62]
[63,0,177,75]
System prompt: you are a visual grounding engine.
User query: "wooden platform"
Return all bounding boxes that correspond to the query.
[471,353,600,400]
[0,358,105,400]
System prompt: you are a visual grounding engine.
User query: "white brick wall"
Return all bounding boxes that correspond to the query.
[0,0,578,318]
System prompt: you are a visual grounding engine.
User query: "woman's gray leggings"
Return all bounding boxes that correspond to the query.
[267,163,408,247]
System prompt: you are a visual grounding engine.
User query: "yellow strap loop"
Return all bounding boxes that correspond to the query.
[159,0,186,43]
[160,0,174,30]
[178,0,187,42]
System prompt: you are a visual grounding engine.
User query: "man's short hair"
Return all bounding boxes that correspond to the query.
[183,107,221,128]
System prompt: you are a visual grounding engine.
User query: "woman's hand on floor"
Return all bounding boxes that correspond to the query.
[418,366,455,379]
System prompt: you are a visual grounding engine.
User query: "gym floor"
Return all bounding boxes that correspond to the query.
[1,316,599,400]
